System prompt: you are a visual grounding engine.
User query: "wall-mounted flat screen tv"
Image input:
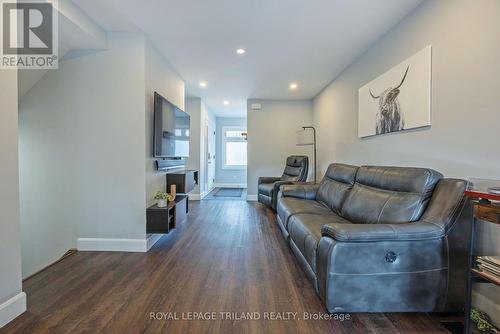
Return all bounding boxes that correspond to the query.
[153,92,190,158]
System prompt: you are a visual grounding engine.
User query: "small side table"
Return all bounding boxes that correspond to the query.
[146,195,189,234]
[464,190,500,333]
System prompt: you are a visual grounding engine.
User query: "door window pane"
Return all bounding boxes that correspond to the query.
[225,142,247,166]
[225,130,246,139]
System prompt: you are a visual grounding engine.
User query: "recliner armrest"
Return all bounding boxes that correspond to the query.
[258,176,281,185]
[321,221,445,242]
[271,180,299,209]
[280,184,319,200]
[272,180,296,195]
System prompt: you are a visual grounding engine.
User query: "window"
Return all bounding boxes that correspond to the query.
[222,126,247,169]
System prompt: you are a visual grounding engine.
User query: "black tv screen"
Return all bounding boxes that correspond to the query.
[153,92,190,158]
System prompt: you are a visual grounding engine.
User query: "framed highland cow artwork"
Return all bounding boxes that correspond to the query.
[358,45,432,138]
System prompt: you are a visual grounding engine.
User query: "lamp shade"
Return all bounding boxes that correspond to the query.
[296,128,314,146]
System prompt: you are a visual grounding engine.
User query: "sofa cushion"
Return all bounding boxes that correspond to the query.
[341,166,443,224]
[277,197,332,230]
[316,164,358,214]
[288,213,351,273]
[258,182,274,196]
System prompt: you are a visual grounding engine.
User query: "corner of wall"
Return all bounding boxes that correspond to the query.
[144,39,186,207]
[246,99,314,196]
[0,65,24,329]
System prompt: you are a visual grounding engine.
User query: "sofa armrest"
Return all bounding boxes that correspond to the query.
[280,184,319,200]
[271,180,299,209]
[321,221,444,242]
[272,180,296,195]
[258,176,281,185]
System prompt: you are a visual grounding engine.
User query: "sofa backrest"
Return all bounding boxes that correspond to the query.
[340,166,443,224]
[419,178,469,231]
[317,163,358,214]
[281,155,309,182]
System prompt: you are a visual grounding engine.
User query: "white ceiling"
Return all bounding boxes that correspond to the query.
[73,0,423,117]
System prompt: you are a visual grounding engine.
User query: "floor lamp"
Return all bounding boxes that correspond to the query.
[296,126,317,184]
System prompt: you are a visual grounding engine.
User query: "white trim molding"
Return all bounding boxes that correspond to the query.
[213,183,247,188]
[146,234,164,251]
[77,234,165,253]
[246,195,258,202]
[77,238,148,252]
[189,190,212,201]
[188,193,201,201]
[0,292,26,329]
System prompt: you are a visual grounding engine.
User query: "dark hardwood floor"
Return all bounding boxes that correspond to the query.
[1,200,452,334]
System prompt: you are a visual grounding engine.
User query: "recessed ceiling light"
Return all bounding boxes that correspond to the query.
[289,82,298,90]
[236,48,246,55]
[199,81,207,88]
[223,100,230,105]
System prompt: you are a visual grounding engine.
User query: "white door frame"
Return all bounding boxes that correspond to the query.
[205,118,216,194]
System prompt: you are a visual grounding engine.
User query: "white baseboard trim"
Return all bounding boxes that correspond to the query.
[213,183,247,188]
[188,193,201,201]
[205,184,216,196]
[246,195,258,202]
[77,238,148,252]
[146,234,163,251]
[0,292,26,329]
[189,189,213,200]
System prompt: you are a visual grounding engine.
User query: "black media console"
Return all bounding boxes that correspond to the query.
[146,169,198,235]
[166,170,198,194]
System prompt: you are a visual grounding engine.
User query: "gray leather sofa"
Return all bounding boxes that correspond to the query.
[258,155,309,210]
[277,163,471,313]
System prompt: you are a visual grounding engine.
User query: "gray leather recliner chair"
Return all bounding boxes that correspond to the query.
[258,155,309,210]
[276,163,471,313]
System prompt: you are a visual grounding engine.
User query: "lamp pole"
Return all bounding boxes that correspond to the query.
[302,126,316,184]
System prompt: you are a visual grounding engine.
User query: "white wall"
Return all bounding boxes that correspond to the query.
[313,0,500,321]
[185,98,202,197]
[200,101,217,196]
[0,69,26,327]
[215,117,247,186]
[185,97,216,199]
[145,41,185,207]
[18,33,182,276]
[247,99,313,198]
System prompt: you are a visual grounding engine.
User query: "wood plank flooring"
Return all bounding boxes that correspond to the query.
[1,200,452,334]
